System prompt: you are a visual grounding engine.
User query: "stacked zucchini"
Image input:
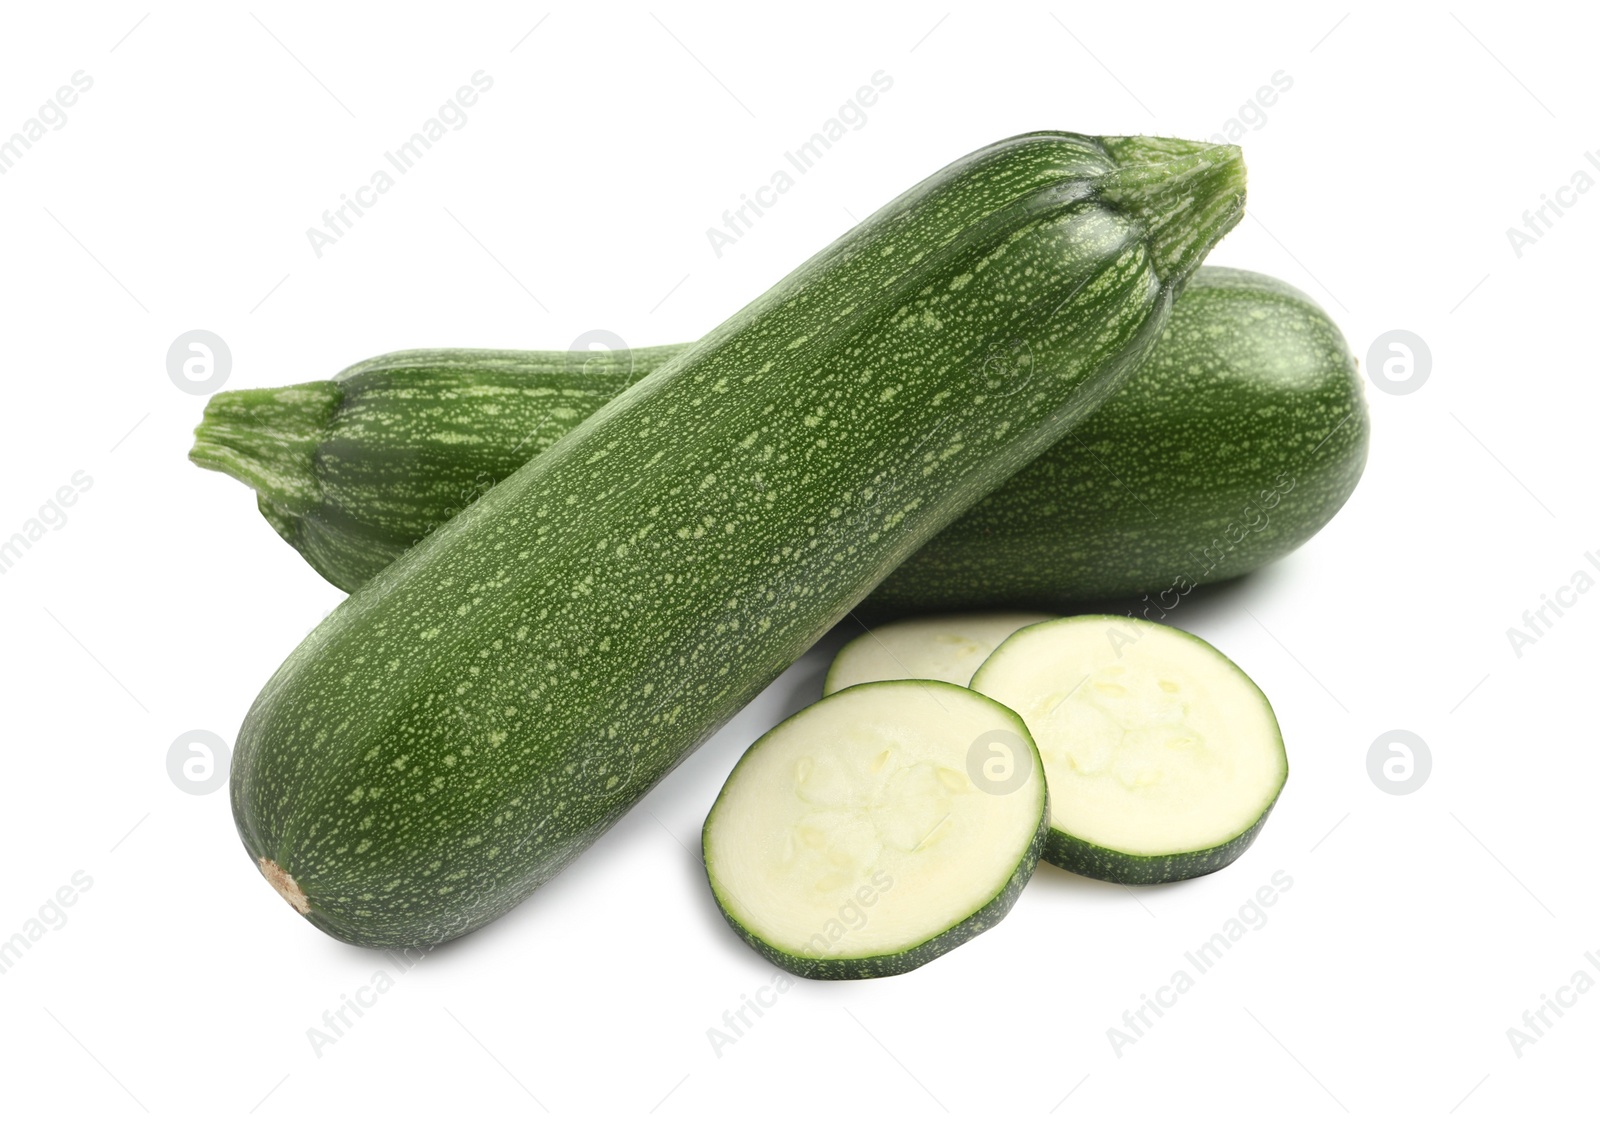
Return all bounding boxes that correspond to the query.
[195,131,1365,975]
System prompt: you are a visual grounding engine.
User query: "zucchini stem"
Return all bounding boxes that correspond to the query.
[1097,138,1247,289]
[189,382,341,514]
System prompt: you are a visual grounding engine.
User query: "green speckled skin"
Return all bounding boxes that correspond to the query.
[194,269,1362,607]
[226,132,1244,947]
[193,346,681,591]
[867,267,1368,610]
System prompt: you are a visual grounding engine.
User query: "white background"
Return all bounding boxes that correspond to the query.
[0,2,1592,1122]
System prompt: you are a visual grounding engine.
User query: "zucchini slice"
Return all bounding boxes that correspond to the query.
[970,616,1285,883]
[823,612,1053,695]
[702,680,1047,979]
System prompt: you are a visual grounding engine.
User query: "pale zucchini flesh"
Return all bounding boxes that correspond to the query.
[823,612,1053,694]
[970,615,1285,883]
[703,680,1048,979]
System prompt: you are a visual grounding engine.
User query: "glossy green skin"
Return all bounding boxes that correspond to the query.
[226,133,1246,947]
[703,681,1049,980]
[872,267,1368,610]
[193,269,1363,606]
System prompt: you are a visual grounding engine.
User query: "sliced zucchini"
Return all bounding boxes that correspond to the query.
[823,612,1053,695]
[702,680,1047,979]
[970,616,1286,883]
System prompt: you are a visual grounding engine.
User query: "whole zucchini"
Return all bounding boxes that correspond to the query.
[228,132,1246,947]
[193,269,1364,605]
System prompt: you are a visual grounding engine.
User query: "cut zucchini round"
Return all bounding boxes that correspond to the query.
[823,612,1054,695]
[702,680,1048,979]
[970,616,1285,883]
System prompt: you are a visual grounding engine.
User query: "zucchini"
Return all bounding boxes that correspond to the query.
[192,268,1363,604]
[702,680,1047,979]
[823,612,1051,695]
[872,267,1368,609]
[228,132,1246,946]
[969,615,1286,883]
